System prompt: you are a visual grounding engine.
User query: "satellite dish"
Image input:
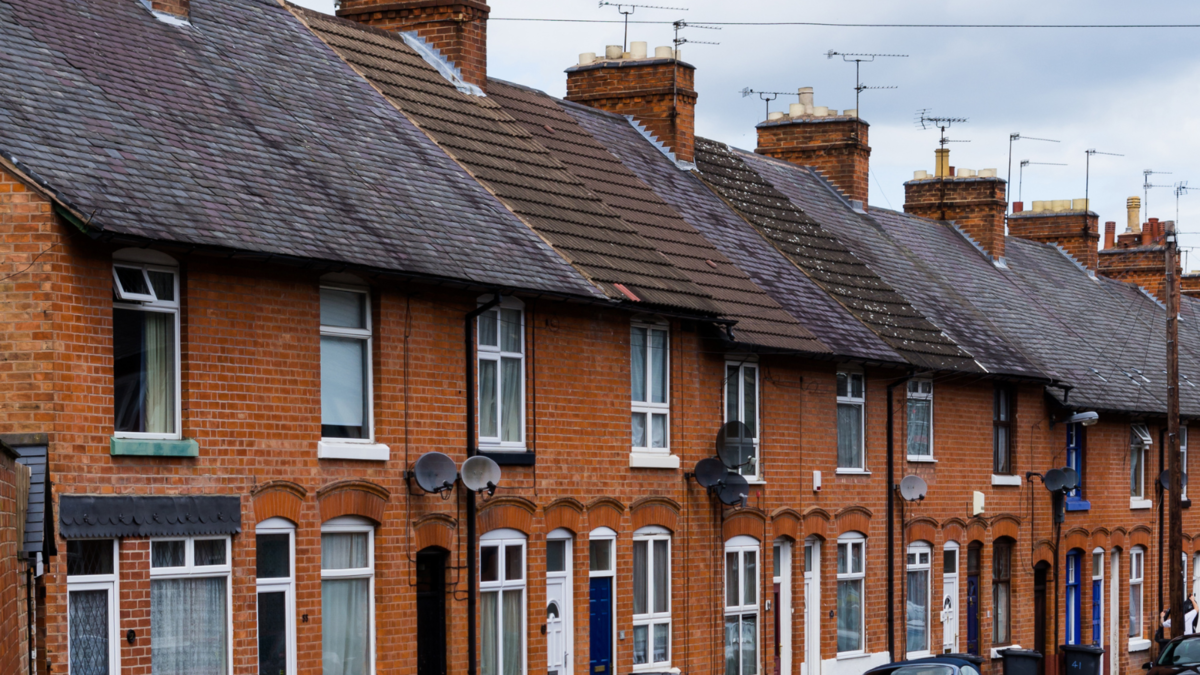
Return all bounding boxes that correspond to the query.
[716,421,755,470]
[1159,471,1189,490]
[413,452,457,494]
[717,472,750,507]
[694,458,727,489]
[462,456,502,495]
[1043,469,1066,492]
[899,475,928,502]
[1060,467,1079,491]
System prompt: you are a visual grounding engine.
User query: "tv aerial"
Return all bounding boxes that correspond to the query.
[1006,134,1060,213]
[461,455,502,496]
[918,111,969,148]
[898,475,928,502]
[673,19,721,57]
[1017,160,1068,202]
[826,50,906,117]
[1084,149,1124,219]
[598,2,686,53]
[412,451,458,496]
[1143,169,1174,219]
[740,88,800,119]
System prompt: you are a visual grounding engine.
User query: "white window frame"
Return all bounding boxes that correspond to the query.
[319,283,390,461]
[66,539,121,674]
[481,528,528,675]
[256,517,297,675]
[1131,424,1152,508]
[546,528,573,675]
[1193,551,1200,598]
[1129,547,1145,649]
[148,534,234,675]
[773,539,793,675]
[725,536,761,675]
[111,253,182,440]
[478,296,526,451]
[725,358,761,480]
[906,379,934,461]
[632,526,671,671]
[836,370,866,473]
[631,322,671,465]
[321,516,376,674]
[906,541,932,658]
[1093,548,1105,649]
[836,533,866,657]
[1183,425,1189,501]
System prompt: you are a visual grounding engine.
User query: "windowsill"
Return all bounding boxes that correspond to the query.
[630,666,679,675]
[1130,498,1153,510]
[110,437,198,457]
[907,457,937,463]
[629,452,680,469]
[1129,638,1151,652]
[990,645,1020,660]
[907,651,932,660]
[1065,497,1092,511]
[992,474,1022,486]
[836,650,870,660]
[835,468,871,476]
[480,451,535,466]
[318,441,390,461]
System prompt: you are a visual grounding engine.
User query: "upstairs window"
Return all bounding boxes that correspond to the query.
[1131,424,1151,502]
[320,285,373,440]
[906,380,933,460]
[113,258,180,438]
[479,300,525,448]
[725,360,759,478]
[1183,426,1189,501]
[993,387,1013,474]
[1066,423,1085,500]
[837,372,865,470]
[632,324,669,453]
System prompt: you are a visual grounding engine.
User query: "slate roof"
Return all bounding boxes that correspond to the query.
[0,0,598,298]
[486,79,827,353]
[692,138,980,372]
[297,7,719,315]
[565,104,902,364]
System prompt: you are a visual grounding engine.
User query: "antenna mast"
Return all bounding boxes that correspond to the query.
[918,112,969,148]
[826,50,906,117]
[1084,149,1123,221]
[740,88,798,119]
[1144,169,1174,221]
[598,2,686,53]
[1017,160,1067,203]
[1006,134,1060,215]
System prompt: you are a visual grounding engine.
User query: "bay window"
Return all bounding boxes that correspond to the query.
[837,372,865,471]
[725,361,759,478]
[836,533,865,654]
[632,324,669,454]
[906,380,933,460]
[113,257,180,437]
[68,539,120,675]
[481,529,526,675]
[150,536,232,675]
[479,301,525,449]
[725,537,759,675]
[322,518,375,675]
[633,527,671,669]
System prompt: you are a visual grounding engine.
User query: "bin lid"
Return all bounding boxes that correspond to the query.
[1059,644,1105,655]
[999,649,1044,659]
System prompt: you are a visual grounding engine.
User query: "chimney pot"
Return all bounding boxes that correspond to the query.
[934,149,950,178]
[654,46,674,58]
[813,106,829,117]
[1126,196,1142,232]
[798,87,814,108]
[630,41,648,59]
[978,168,997,178]
[958,168,976,178]
[1013,201,1024,213]
[579,52,597,66]
[605,45,623,59]
[914,170,930,180]
[767,111,785,121]
[1072,198,1089,211]
[1032,201,1047,212]
[843,109,857,117]
[1052,199,1070,212]
[1104,221,1116,249]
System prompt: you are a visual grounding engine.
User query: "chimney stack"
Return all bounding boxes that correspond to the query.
[1104,221,1116,249]
[754,87,871,205]
[565,44,696,163]
[338,0,491,90]
[1099,211,1179,301]
[1007,197,1099,270]
[149,0,189,19]
[904,149,1007,261]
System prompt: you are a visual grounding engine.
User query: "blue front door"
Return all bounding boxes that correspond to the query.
[1066,552,1081,645]
[966,574,979,655]
[590,577,612,675]
[1092,578,1102,645]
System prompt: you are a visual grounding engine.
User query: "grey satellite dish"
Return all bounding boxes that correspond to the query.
[899,475,928,502]
[1060,467,1079,491]
[1159,470,1189,490]
[413,452,457,494]
[716,421,755,470]
[717,472,750,507]
[462,455,502,495]
[694,458,727,489]
[1043,468,1066,492]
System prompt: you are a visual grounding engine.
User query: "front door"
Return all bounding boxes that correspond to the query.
[547,577,569,675]
[417,549,448,675]
[942,548,958,654]
[590,577,613,675]
[803,539,820,675]
[1034,564,1048,675]
[966,574,979,656]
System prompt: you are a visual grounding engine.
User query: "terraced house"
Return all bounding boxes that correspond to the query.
[2,1,1200,675]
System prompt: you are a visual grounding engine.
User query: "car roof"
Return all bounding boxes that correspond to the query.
[866,656,979,675]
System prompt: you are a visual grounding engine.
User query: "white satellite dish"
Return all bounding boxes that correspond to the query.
[461,456,502,495]
[899,475,928,502]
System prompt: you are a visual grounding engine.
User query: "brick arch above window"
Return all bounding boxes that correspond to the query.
[1033,540,1055,567]
[479,497,537,535]
[413,513,456,552]
[317,479,389,524]
[252,481,306,525]
[941,518,966,543]
[1110,527,1127,551]
[835,505,872,536]
[771,508,802,541]
[1090,528,1110,551]
[586,497,625,532]
[543,498,584,535]
[1064,528,1090,552]
[990,514,1021,541]
[966,517,989,543]
[803,506,831,541]
[630,496,679,532]
[905,517,938,545]
[1130,526,1152,550]
[723,508,766,542]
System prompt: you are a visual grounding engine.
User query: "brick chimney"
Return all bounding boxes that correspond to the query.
[1099,213,1179,301]
[565,44,696,164]
[904,149,1007,261]
[148,0,189,19]
[1007,198,1099,270]
[754,87,871,206]
[337,0,490,90]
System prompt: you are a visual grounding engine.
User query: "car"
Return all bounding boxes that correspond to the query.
[1146,634,1200,673]
[865,655,984,675]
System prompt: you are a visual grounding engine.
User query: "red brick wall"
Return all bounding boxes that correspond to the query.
[565,60,697,163]
[149,0,188,18]
[337,0,490,90]
[905,177,1008,260]
[1098,247,1178,302]
[1008,211,1100,270]
[755,118,871,206]
[0,446,29,675]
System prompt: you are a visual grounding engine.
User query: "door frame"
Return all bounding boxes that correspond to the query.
[774,539,793,675]
[416,547,449,675]
[256,517,297,675]
[1110,552,1120,675]
[803,537,821,675]
[547,528,573,675]
[589,527,617,675]
[942,542,959,654]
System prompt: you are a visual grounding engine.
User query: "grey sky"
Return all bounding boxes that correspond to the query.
[295,0,1200,268]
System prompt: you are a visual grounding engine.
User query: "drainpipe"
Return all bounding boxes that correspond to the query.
[887,373,913,662]
[27,560,34,675]
[466,293,502,675]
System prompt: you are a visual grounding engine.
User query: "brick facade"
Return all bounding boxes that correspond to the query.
[565,58,697,163]
[755,117,871,206]
[1099,218,1179,301]
[149,0,188,18]
[337,0,490,89]
[0,442,29,675]
[1008,210,1100,270]
[905,177,1008,261]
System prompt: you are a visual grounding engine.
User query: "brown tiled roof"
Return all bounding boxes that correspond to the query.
[693,138,979,372]
[487,79,827,353]
[295,7,720,316]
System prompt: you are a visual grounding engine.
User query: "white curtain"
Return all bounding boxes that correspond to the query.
[724,616,739,675]
[907,399,931,457]
[633,541,648,615]
[480,360,497,438]
[322,533,368,570]
[502,589,522,675]
[631,328,647,401]
[151,577,227,675]
[500,309,521,352]
[743,368,757,437]
[322,579,369,675]
[650,414,666,449]
[653,540,668,613]
[741,614,757,675]
[837,579,862,652]
[837,404,862,468]
[70,589,110,675]
[321,336,365,432]
[650,330,666,403]
[501,358,521,442]
[907,569,928,652]
[143,311,174,434]
[481,591,498,675]
[632,413,646,447]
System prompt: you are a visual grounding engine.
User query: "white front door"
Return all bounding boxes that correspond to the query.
[942,544,958,654]
[1110,553,1119,675]
[547,578,568,675]
[803,539,820,675]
